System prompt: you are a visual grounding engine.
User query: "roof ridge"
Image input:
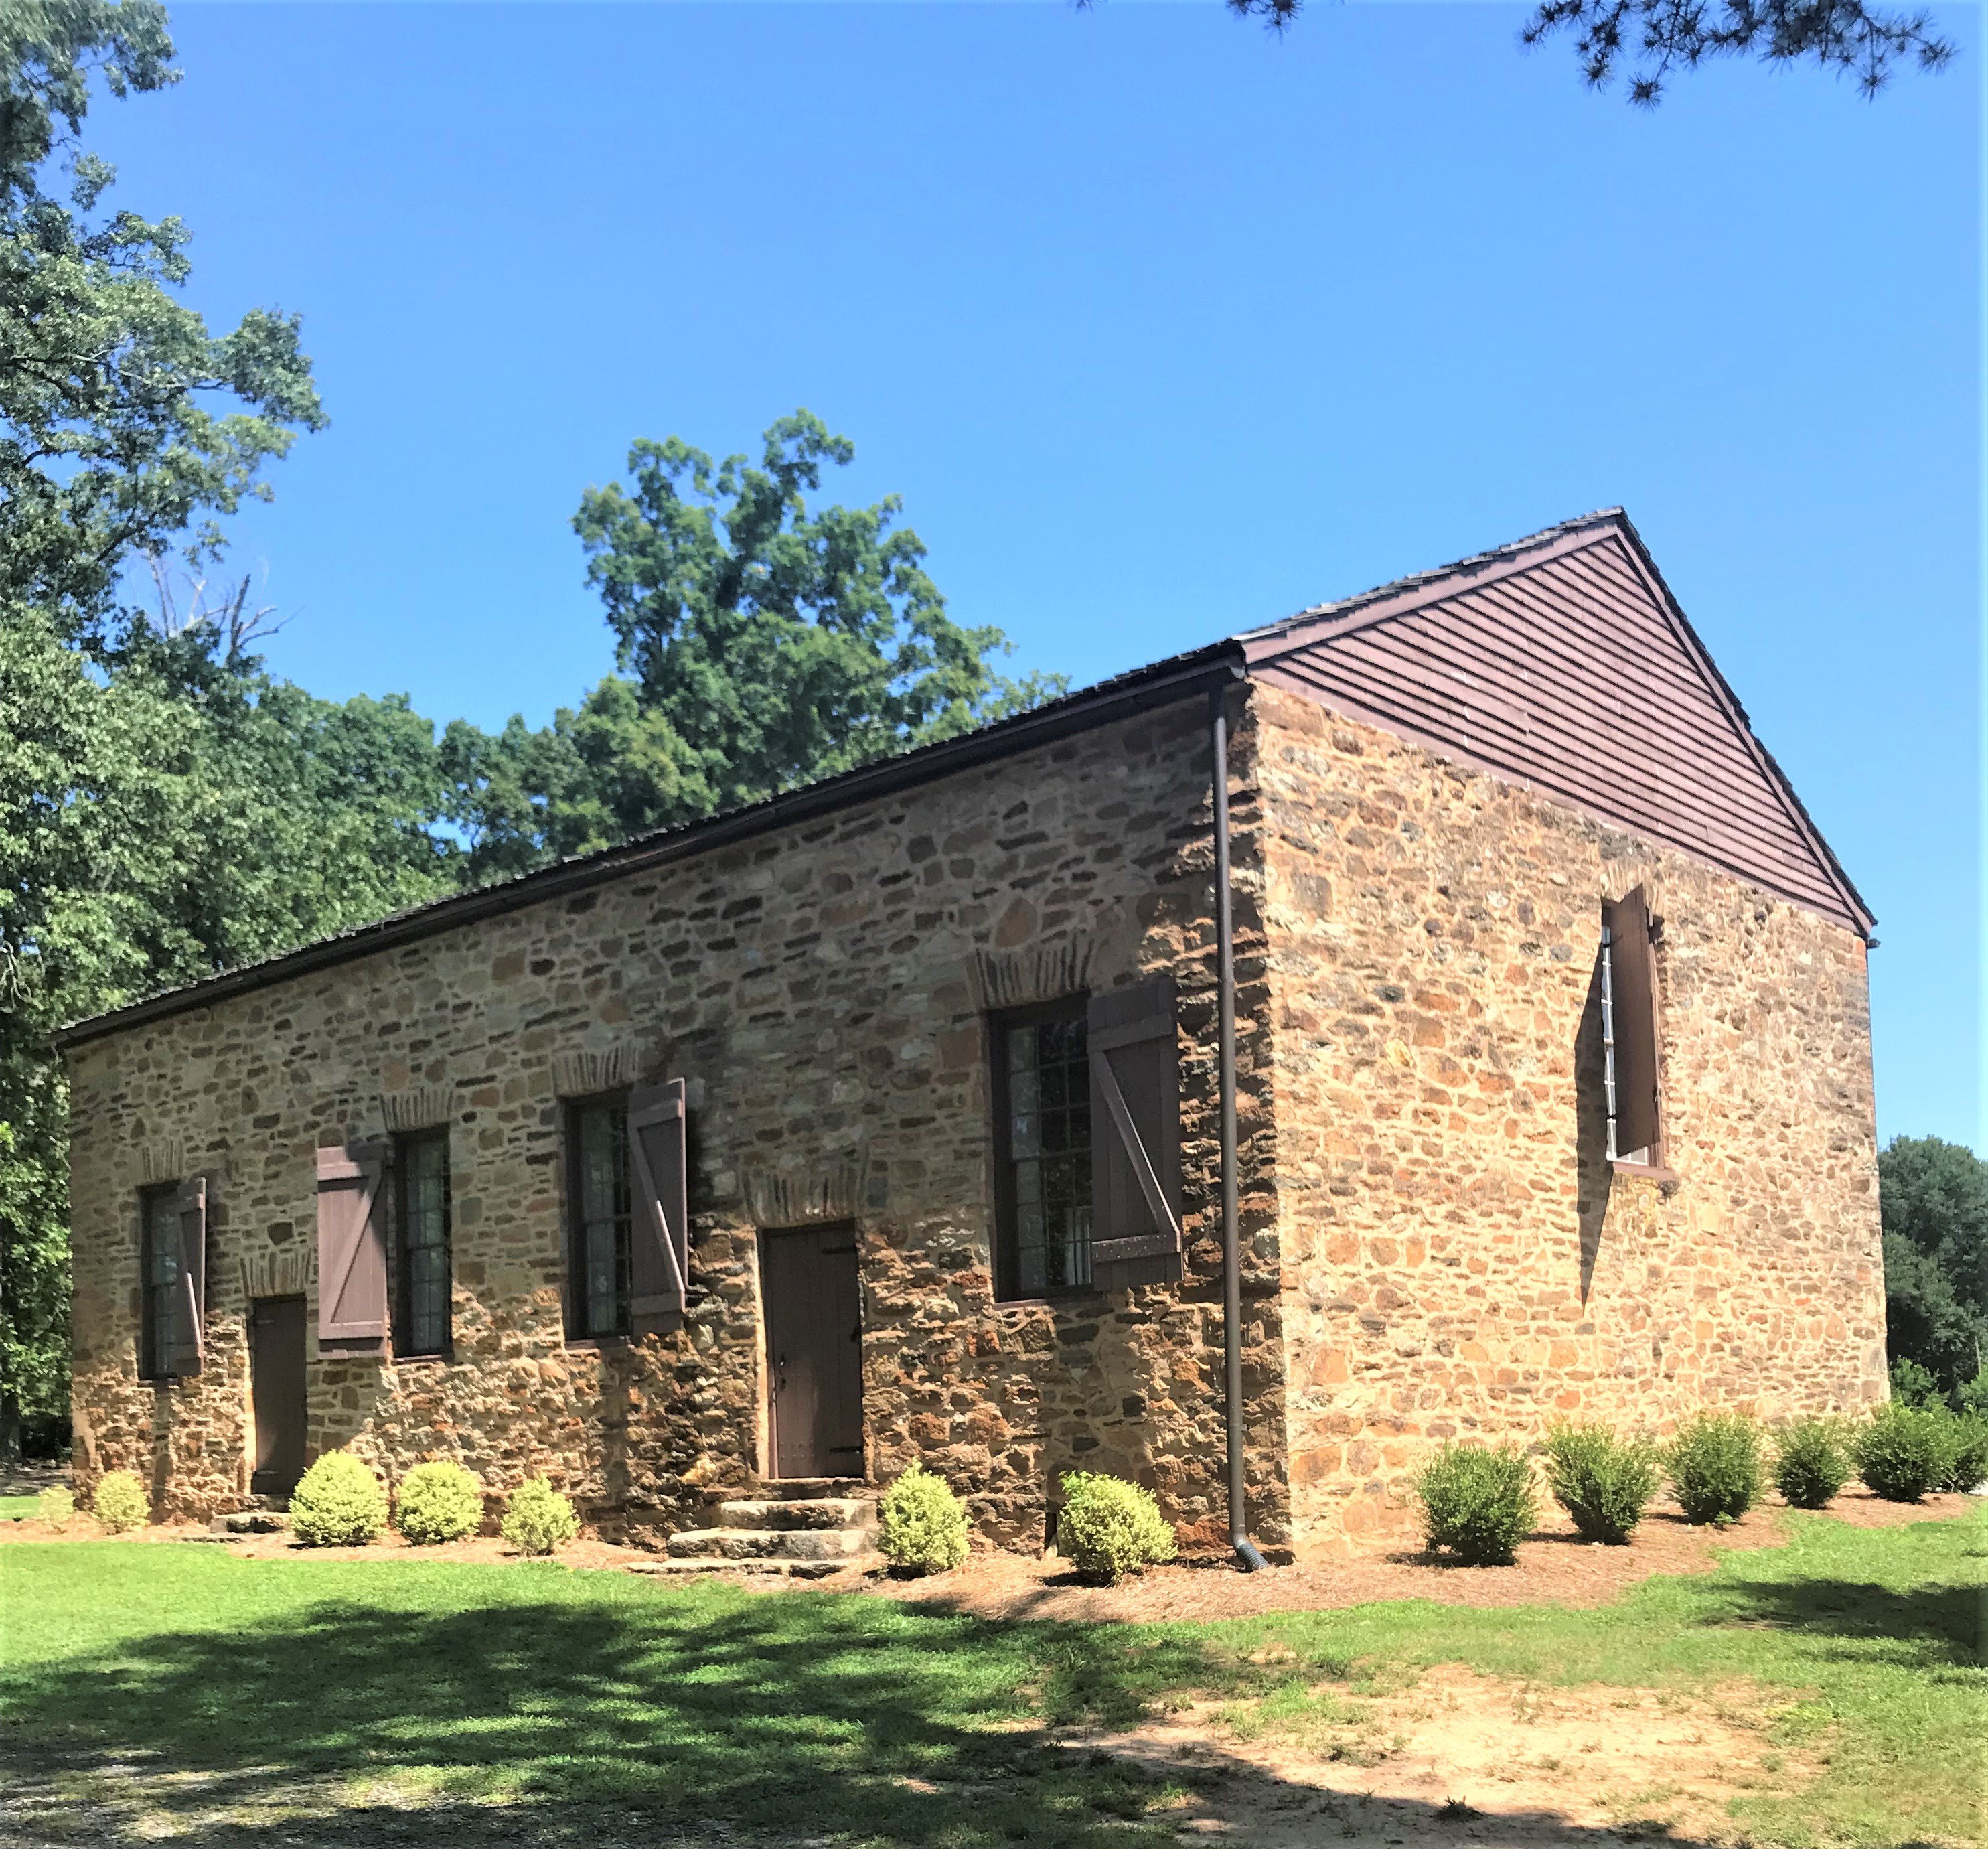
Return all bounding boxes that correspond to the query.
[1236,508,1628,645]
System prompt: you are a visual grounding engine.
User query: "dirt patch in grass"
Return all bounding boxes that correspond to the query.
[842,1489,1979,1623]
[1067,1664,1820,1848]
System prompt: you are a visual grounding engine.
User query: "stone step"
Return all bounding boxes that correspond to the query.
[216,1509,291,1534]
[666,1525,874,1562]
[755,1478,866,1501]
[718,1497,875,1532]
[625,1556,856,1582]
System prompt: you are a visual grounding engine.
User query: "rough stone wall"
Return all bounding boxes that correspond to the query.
[66,696,1291,1551]
[1255,684,1886,1554]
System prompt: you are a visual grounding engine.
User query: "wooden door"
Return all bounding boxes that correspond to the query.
[761,1224,864,1480]
[250,1295,307,1497]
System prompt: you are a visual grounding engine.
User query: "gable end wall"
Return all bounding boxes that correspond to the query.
[1255,684,1885,1554]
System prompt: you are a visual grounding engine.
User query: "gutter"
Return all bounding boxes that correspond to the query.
[1209,676,1268,1574]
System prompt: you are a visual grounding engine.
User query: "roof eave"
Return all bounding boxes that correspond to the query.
[54,644,1247,1051]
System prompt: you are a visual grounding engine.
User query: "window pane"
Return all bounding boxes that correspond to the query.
[574,1104,629,1336]
[1002,1010,1092,1297]
[398,1134,451,1355]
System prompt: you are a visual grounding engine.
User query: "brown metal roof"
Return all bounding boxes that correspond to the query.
[54,510,1871,1049]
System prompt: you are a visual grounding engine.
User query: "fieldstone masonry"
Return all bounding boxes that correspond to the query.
[1255,684,1886,1546]
[64,678,1884,1557]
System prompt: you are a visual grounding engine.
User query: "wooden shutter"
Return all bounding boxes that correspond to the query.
[626,1080,688,1333]
[1608,887,1663,1160]
[317,1141,390,1353]
[170,1176,206,1376]
[1088,977,1183,1263]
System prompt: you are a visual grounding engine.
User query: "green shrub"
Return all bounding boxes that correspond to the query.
[1854,1403,1957,1503]
[877,1462,970,1576]
[1056,1472,1178,1584]
[91,1471,149,1534]
[37,1487,76,1529]
[1774,1417,1852,1509]
[1542,1423,1661,1544]
[501,1477,579,1555]
[1888,1356,1943,1408]
[394,1461,484,1545]
[290,1452,388,1546]
[1954,1367,1988,1419]
[1936,1413,1988,1494]
[1666,1412,1762,1524]
[1416,1443,1537,1565]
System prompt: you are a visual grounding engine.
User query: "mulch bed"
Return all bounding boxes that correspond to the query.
[6,1482,1975,1623]
[836,1487,1981,1623]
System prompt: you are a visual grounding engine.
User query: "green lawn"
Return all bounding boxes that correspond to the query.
[0,1495,42,1520]
[1,1510,1980,1848]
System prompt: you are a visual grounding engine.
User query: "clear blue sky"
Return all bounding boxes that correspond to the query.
[94,3,1977,1147]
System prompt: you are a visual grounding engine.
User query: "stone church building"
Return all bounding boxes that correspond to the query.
[60,510,1886,1558]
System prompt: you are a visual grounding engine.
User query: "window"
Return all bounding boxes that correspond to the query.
[394,1130,451,1357]
[1601,887,1664,1169]
[992,1002,1094,1299]
[566,1097,631,1338]
[139,1185,181,1380]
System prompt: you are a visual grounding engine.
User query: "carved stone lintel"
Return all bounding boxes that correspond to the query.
[551,1047,644,1098]
[139,1138,186,1185]
[1600,861,1662,909]
[743,1156,869,1229]
[240,1244,313,1301]
[968,936,1093,1012]
[379,1083,455,1132]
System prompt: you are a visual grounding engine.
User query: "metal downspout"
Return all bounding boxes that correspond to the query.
[1211,679,1268,1574]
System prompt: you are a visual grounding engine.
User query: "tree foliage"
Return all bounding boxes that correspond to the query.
[0,0,439,1449]
[443,413,1062,883]
[1,0,323,641]
[1138,0,1955,105]
[1878,1136,1987,1396]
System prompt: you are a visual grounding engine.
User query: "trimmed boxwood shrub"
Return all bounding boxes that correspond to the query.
[1416,1443,1537,1565]
[290,1452,388,1546]
[1937,1414,1988,1494]
[502,1477,579,1556]
[394,1461,484,1545]
[1773,1418,1852,1509]
[91,1471,149,1534]
[1543,1423,1661,1544]
[878,1462,970,1576]
[1056,1472,1177,1584]
[1666,1412,1762,1524]
[37,1487,76,1529]
[1855,1404,1958,1503]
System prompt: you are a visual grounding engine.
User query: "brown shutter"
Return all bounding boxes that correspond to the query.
[1608,887,1663,1160]
[317,1141,390,1354]
[1087,977,1183,1263]
[170,1176,206,1376]
[626,1080,688,1333]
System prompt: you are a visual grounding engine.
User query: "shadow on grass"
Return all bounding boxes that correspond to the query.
[1695,1571,1985,1664]
[0,1565,1750,1849]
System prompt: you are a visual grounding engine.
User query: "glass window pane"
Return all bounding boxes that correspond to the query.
[1000,1009,1093,1298]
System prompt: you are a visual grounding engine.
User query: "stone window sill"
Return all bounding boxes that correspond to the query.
[564,1335,633,1352]
[392,1351,452,1368]
[1611,1159,1679,1185]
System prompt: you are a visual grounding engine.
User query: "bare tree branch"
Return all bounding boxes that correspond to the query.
[145,555,291,662]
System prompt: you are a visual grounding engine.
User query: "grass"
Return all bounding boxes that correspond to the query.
[1,1509,1980,1848]
[0,1495,42,1520]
